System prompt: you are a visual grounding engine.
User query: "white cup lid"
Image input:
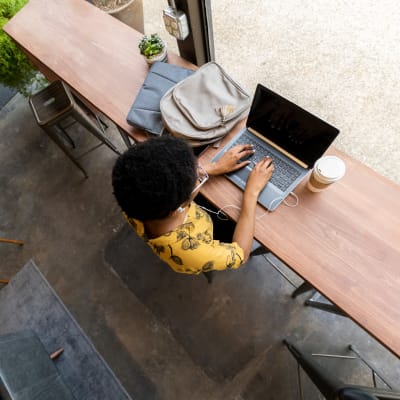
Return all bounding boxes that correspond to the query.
[315,156,346,181]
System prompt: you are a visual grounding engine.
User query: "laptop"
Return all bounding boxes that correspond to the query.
[212,83,340,211]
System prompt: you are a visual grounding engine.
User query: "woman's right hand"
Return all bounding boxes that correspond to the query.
[203,144,255,176]
[245,157,274,197]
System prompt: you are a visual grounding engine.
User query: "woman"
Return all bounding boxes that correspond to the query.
[112,136,274,274]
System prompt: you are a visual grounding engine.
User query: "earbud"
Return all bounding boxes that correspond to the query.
[177,206,185,213]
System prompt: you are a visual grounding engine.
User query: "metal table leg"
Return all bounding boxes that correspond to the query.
[117,126,135,148]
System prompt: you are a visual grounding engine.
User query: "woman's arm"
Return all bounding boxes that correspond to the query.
[202,144,274,261]
[233,158,274,261]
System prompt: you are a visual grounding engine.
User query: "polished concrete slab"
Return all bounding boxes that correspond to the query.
[1,94,399,399]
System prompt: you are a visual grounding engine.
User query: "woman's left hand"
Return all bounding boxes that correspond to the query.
[203,144,255,176]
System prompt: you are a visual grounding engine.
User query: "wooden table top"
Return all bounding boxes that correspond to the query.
[5,0,400,358]
[3,0,193,142]
[200,122,400,358]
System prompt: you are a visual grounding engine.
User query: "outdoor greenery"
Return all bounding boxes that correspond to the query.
[138,33,164,58]
[0,0,39,95]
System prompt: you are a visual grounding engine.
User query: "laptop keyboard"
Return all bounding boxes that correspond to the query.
[232,135,302,192]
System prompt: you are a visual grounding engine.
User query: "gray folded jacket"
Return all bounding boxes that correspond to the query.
[126,61,194,136]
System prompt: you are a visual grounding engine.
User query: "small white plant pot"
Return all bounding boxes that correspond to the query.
[144,45,168,65]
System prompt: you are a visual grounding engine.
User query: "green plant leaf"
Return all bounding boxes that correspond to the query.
[0,0,40,95]
[138,32,164,57]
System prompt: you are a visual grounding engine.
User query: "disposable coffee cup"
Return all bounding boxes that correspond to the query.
[307,156,346,192]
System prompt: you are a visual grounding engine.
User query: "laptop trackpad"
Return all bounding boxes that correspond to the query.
[230,166,251,184]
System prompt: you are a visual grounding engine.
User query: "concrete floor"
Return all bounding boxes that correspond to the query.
[1,1,400,398]
[1,93,399,398]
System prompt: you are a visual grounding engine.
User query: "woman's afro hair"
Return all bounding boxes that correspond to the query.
[112,136,197,221]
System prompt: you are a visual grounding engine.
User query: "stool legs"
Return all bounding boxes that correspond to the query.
[202,271,214,284]
[43,125,89,178]
[118,126,135,148]
[292,281,314,298]
[71,107,120,155]
[57,126,76,148]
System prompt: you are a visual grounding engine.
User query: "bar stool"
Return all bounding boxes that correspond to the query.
[29,80,120,178]
[284,339,400,400]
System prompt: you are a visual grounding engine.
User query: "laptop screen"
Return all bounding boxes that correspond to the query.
[247,84,340,167]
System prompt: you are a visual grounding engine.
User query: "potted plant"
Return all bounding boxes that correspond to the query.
[0,0,45,96]
[90,0,144,33]
[138,33,167,65]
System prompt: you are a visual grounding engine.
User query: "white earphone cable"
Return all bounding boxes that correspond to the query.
[198,191,299,221]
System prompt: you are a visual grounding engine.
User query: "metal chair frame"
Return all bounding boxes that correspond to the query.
[284,339,400,400]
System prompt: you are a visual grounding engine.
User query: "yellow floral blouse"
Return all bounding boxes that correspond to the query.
[126,202,244,274]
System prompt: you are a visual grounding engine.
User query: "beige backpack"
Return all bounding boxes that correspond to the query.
[160,62,251,147]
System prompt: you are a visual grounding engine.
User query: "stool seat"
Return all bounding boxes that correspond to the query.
[29,81,120,178]
[29,81,75,126]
